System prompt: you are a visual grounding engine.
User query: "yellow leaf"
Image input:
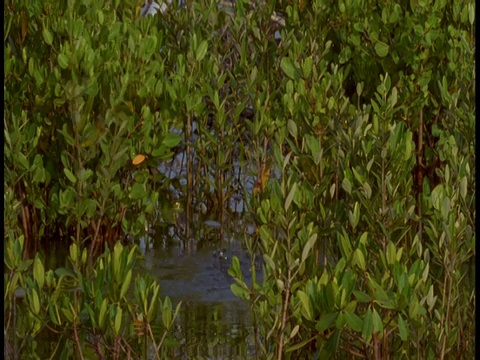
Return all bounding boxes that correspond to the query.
[132,154,146,165]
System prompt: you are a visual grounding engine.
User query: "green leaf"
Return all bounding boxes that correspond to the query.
[297,290,313,321]
[55,267,76,278]
[404,131,413,160]
[286,337,313,353]
[288,119,298,139]
[349,202,360,229]
[114,306,123,335]
[338,232,352,260]
[326,282,338,310]
[120,269,132,299]
[302,56,313,78]
[285,182,297,211]
[69,243,78,262]
[49,303,61,325]
[397,314,408,341]
[58,53,69,69]
[468,3,475,25]
[316,312,337,332]
[229,256,243,279]
[342,177,352,194]
[372,308,384,335]
[196,40,209,62]
[61,307,74,323]
[42,28,53,45]
[99,298,108,329]
[79,169,94,182]
[307,134,322,165]
[353,290,372,303]
[30,288,41,315]
[130,183,146,200]
[389,5,401,23]
[302,233,317,263]
[230,283,250,300]
[147,285,160,322]
[162,297,173,328]
[140,35,157,61]
[362,308,373,342]
[281,57,300,80]
[367,274,388,301]
[289,324,300,339]
[386,241,396,266]
[162,133,182,148]
[79,199,96,217]
[389,87,398,107]
[352,248,366,271]
[33,256,45,289]
[409,294,419,319]
[460,176,467,199]
[64,168,77,184]
[344,311,363,332]
[374,42,389,57]
[263,254,276,272]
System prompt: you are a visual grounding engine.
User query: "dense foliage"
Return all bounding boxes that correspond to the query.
[4,0,475,358]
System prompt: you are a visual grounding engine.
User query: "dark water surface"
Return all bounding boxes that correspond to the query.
[136,218,261,359]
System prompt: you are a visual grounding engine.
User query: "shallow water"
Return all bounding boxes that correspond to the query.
[136,218,262,359]
[137,122,271,358]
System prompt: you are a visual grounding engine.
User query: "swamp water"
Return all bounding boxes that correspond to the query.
[134,143,265,358]
[136,215,262,359]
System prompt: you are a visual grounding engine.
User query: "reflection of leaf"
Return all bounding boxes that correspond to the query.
[133,315,145,336]
[21,10,28,42]
[253,163,270,195]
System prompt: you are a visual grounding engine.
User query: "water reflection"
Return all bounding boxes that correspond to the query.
[136,217,261,359]
[166,301,257,359]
